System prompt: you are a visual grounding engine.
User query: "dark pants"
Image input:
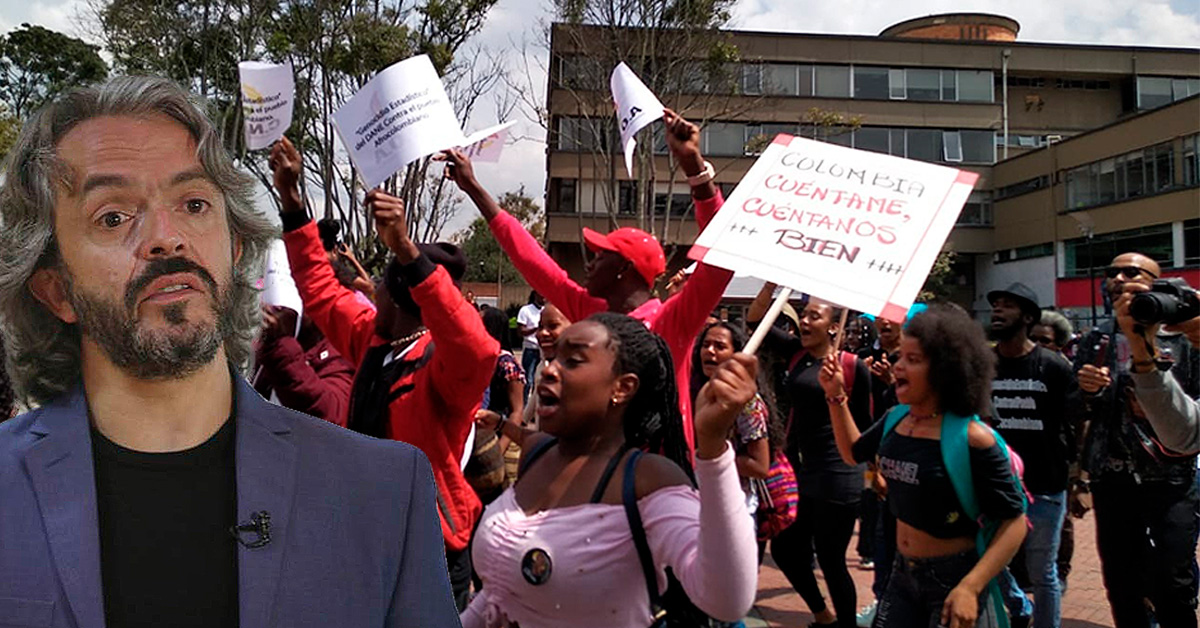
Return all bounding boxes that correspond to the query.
[873,550,985,628]
[1093,476,1199,628]
[446,545,472,612]
[520,346,539,399]
[771,496,858,627]
[873,501,896,599]
[1058,512,1074,582]
[858,488,878,560]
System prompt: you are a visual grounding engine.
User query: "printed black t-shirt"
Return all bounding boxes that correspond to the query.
[990,345,1080,494]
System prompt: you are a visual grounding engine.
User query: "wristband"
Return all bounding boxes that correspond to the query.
[686,161,715,186]
[496,416,508,435]
[826,394,848,406]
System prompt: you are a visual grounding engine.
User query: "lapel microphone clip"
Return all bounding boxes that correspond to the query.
[231,510,272,548]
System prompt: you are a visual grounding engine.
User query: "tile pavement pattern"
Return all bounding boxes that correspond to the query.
[749,513,1118,627]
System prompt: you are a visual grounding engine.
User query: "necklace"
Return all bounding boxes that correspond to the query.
[390,328,428,349]
[904,410,940,436]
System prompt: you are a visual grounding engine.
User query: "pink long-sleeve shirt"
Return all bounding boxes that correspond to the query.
[461,445,758,627]
[487,193,731,453]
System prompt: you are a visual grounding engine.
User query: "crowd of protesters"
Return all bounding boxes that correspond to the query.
[0,76,1197,628]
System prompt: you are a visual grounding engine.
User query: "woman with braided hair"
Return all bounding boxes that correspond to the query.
[461,312,759,627]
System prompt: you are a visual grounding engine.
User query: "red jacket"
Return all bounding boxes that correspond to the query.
[284,221,499,552]
[253,331,355,427]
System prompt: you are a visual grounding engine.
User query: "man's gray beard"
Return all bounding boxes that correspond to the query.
[64,276,234,380]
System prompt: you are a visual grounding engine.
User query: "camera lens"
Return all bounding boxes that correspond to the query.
[1130,292,1174,325]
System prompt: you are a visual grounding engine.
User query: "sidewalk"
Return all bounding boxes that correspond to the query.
[750,512,1115,627]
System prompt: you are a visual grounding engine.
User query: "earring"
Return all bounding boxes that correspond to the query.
[610,396,619,405]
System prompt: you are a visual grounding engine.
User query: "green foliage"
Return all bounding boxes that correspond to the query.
[93,0,499,246]
[0,24,108,119]
[457,188,542,283]
[919,250,958,302]
[0,108,19,159]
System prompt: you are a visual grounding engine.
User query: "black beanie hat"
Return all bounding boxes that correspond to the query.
[384,242,468,316]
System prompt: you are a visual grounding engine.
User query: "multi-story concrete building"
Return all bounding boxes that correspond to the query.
[544,13,1199,325]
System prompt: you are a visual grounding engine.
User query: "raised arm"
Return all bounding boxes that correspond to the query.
[437,149,606,323]
[820,353,865,466]
[270,136,377,364]
[371,188,500,420]
[642,355,760,621]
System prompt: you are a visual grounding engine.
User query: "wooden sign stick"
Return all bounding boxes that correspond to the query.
[744,287,793,356]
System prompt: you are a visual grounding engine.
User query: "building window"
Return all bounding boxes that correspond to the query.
[1137,76,1179,110]
[1065,140,1176,210]
[854,66,889,99]
[557,55,603,90]
[888,128,906,157]
[941,69,957,101]
[942,131,963,162]
[553,178,577,213]
[994,242,1054,263]
[1064,224,1174,277]
[814,65,851,98]
[957,191,993,226]
[888,69,906,99]
[741,64,763,95]
[957,70,994,102]
[557,116,608,152]
[1184,218,1200,267]
[961,130,995,163]
[654,192,692,216]
[618,181,638,215]
[1175,78,1200,99]
[906,69,942,101]
[995,175,1050,200]
[854,127,890,154]
[1184,134,1199,187]
[703,122,746,156]
[906,128,941,162]
[765,64,799,96]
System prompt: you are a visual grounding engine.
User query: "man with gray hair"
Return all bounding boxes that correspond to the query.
[0,77,459,627]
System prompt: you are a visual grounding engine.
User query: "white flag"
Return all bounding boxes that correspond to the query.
[610,62,665,177]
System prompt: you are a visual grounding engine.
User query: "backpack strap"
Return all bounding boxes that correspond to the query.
[880,404,909,442]
[939,412,1028,628]
[590,446,630,503]
[621,450,667,620]
[518,436,559,476]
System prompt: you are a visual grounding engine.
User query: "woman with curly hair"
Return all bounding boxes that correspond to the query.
[462,312,759,627]
[821,305,1028,628]
[690,322,784,518]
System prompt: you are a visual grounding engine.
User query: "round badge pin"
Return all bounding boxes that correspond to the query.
[521,548,553,585]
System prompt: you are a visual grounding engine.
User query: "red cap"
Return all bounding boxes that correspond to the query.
[582,227,666,287]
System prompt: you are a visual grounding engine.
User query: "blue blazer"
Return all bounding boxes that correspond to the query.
[0,377,461,628]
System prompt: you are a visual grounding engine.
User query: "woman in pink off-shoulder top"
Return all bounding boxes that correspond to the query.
[461,312,760,628]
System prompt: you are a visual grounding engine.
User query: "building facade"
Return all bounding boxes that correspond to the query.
[544,14,1199,326]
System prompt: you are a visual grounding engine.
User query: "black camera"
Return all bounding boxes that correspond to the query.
[1130,278,1200,326]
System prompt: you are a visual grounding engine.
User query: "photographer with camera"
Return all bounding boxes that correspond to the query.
[1072,252,1199,628]
[1111,274,1200,453]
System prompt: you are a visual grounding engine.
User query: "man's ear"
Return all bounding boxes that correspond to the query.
[611,372,640,406]
[232,234,244,266]
[28,267,77,323]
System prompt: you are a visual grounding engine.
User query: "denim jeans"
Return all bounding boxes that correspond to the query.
[1024,491,1066,628]
[873,550,987,628]
[998,566,1033,621]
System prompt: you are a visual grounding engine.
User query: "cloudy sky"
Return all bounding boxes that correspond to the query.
[2,0,1197,236]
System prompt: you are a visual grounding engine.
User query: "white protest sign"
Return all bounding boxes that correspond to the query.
[332,55,467,189]
[610,62,665,177]
[461,120,516,163]
[238,61,294,150]
[689,135,978,322]
[261,239,303,337]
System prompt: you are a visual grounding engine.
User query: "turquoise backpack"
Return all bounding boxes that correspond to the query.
[880,404,1029,628]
